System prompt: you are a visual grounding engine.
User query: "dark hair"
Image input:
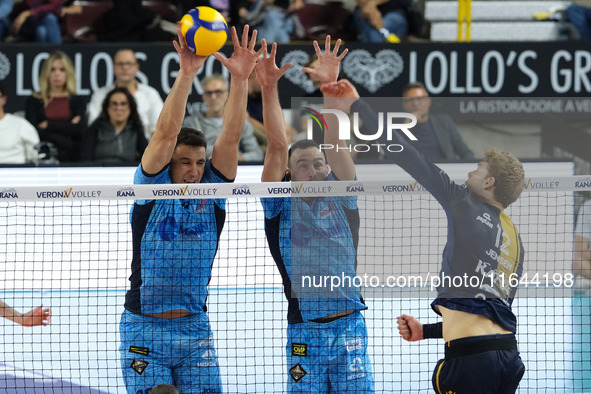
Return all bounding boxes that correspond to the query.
[402,81,428,96]
[150,384,179,394]
[177,127,207,149]
[97,87,144,132]
[288,139,321,162]
[0,80,5,96]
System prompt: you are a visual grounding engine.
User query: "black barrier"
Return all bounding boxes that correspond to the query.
[0,41,590,114]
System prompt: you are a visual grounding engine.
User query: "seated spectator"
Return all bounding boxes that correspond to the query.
[97,0,175,42]
[235,0,303,43]
[80,87,148,165]
[11,0,80,44]
[87,49,163,140]
[354,0,424,42]
[183,74,264,163]
[0,0,12,42]
[565,4,591,41]
[0,81,40,165]
[402,81,474,161]
[291,1,357,41]
[25,50,86,163]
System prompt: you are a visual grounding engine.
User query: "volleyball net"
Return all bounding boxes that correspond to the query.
[0,175,589,393]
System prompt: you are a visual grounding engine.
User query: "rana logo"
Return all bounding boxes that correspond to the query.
[232,185,251,195]
[117,187,135,197]
[0,188,18,199]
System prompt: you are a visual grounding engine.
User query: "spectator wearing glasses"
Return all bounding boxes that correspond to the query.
[80,87,148,165]
[87,49,163,140]
[402,81,474,161]
[183,74,263,163]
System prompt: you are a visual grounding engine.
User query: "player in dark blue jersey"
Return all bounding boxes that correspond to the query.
[321,79,526,394]
[260,37,374,393]
[119,25,264,394]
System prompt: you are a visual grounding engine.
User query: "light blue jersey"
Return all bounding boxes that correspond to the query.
[262,172,366,323]
[125,161,229,315]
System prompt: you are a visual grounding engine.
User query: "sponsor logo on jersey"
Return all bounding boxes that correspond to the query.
[345,338,363,352]
[129,346,149,356]
[130,359,148,375]
[291,343,307,357]
[476,212,494,228]
[289,363,307,382]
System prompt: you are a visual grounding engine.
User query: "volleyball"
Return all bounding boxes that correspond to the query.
[180,7,228,56]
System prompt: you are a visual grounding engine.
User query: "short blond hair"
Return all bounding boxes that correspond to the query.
[484,147,524,208]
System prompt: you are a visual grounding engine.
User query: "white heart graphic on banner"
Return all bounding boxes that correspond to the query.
[280,49,317,94]
[343,49,404,93]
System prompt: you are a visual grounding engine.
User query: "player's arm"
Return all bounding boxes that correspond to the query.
[210,25,264,180]
[141,24,207,175]
[574,235,591,280]
[324,79,466,205]
[304,36,355,180]
[0,299,51,327]
[257,40,292,182]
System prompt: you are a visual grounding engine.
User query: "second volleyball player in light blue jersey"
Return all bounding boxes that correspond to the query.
[259,37,374,393]
[119,25,264,394]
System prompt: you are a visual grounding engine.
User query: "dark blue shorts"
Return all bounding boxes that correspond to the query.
[432,334,525,394]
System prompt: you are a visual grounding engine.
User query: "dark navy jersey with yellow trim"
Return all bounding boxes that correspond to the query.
[352,99,524,333]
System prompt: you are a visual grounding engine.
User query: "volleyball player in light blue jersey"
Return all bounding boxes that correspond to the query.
[119,25,264,394]
[260,37,374,393]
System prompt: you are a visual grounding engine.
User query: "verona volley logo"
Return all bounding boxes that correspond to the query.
[301,106,419,154]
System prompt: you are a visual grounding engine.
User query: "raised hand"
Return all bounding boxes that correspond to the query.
[320,79,360,113]
[173,23,208,75]
[302,35,348,85]
[254,39,292,88]
[214,25,264,81]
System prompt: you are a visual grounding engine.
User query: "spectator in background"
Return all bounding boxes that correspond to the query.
[402,81,474,161]
[0,0,12,42]
[87,49,164,140]
[11,0,80,44]
[354,0,424,42]
[0,81,40,165]
[97,0,175,42]
[80,87,148,166]
[183,74,263,163]
[565,3,591,40]
[235,0,303,43]
[573,198,591,391]
[25,50,86,163]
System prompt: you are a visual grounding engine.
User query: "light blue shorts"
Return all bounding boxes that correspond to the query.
[119,310,222,394]
[286,310,374,393]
